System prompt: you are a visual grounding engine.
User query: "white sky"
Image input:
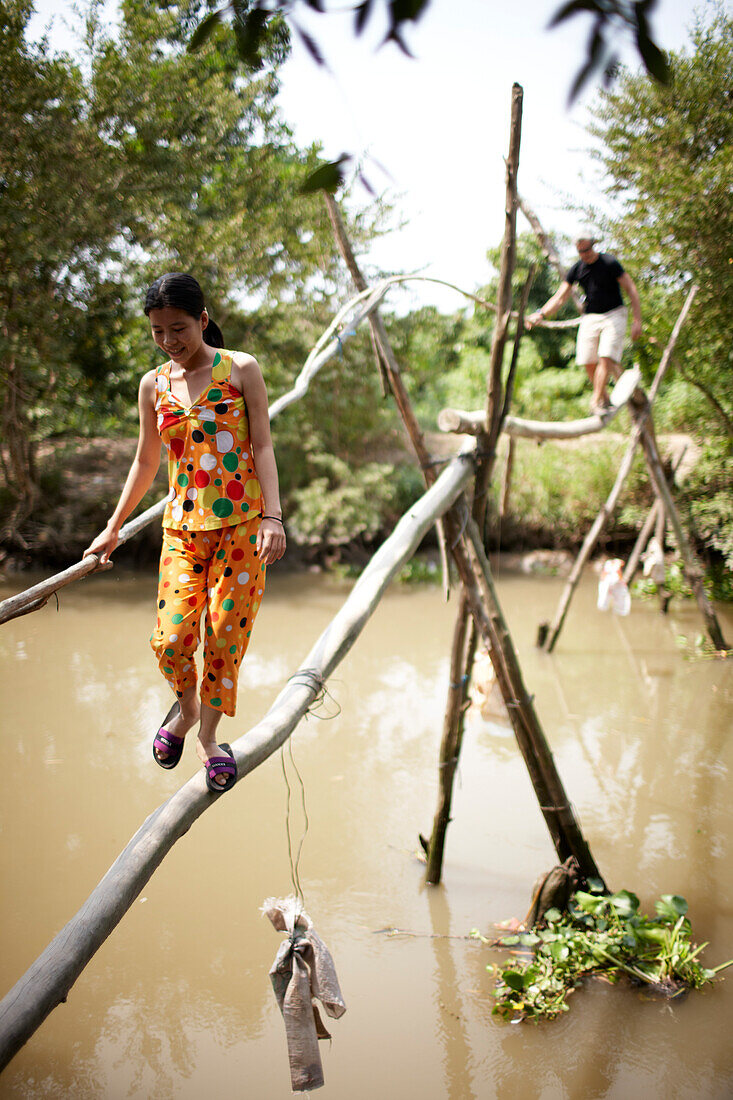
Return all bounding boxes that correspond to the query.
[30,0,698,311]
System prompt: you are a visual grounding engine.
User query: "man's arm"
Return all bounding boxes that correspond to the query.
[526,281,574,329]
[618,272,642,340]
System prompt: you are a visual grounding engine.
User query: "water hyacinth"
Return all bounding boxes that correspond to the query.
[477,886,733,1023]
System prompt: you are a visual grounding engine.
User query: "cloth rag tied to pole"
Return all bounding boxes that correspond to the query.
[263,896,346,1092]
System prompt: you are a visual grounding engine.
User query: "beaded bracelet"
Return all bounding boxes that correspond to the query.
[262,515,285,525]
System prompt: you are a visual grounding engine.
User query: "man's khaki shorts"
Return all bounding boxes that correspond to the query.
[576,305,628,365]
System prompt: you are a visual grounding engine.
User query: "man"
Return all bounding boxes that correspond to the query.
[527,233,642,414]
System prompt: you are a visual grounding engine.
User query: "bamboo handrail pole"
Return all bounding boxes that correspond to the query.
[0,502,160,626]
[267,276,402,418]
[635,421,729,652]
[542,285,699,653]
[0,447,476,1070]
[499,436,516,523]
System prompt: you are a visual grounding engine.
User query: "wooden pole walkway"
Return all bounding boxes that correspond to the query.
[0,449,476,1071]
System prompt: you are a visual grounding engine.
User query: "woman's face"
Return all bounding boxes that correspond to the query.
[148,306,208,366]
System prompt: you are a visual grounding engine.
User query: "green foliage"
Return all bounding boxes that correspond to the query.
[680,437,733,570]
[0,0,368,526]
[187,0,667,102]
[486,888,730,1023]
[286,454,398,546]
[501,436,650,548]
[511,362,589,422]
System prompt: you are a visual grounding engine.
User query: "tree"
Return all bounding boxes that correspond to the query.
[0,0,119,528]
[0,0,358,537]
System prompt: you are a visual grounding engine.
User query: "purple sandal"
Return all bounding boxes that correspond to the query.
[153,702,185,769]
[204,743,237,793]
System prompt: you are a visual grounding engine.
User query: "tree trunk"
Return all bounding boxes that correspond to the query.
[0,350,39,535]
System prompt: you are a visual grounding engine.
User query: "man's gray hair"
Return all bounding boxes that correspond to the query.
[576,228,599,245]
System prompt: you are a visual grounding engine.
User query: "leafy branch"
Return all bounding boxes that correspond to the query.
[188,0,669,97]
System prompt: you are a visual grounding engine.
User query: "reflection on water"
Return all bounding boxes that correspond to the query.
[0,570,732,1099]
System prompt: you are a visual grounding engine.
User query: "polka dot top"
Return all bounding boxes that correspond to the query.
[155,350,263,532]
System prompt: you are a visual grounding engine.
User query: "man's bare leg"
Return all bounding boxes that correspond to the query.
[592,356,622,409]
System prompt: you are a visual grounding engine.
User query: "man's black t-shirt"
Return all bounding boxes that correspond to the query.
[565,253,625,314]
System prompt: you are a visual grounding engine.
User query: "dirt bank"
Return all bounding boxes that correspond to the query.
[0,432,698,573]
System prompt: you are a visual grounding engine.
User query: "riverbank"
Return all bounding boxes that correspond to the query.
[0,431,701,574]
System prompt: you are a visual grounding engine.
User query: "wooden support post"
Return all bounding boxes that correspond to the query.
[425,594,477,884]
[322,191,452,590]
[541,422,648,652]
[321,107,604,885]
[463,520,604,879]
[426,263,534,882]
[438,513,605,882]
[475,82,523,511]
[426,84,525,884]
[500,436,516,523]
[634,414,728,651]
[623,446,686,585]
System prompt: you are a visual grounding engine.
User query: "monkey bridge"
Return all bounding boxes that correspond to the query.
[0,84,727,1073]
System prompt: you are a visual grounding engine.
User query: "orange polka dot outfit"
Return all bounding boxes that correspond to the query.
[150,351,265,716]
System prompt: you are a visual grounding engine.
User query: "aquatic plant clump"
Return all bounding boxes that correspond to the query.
[481,887,732,1023]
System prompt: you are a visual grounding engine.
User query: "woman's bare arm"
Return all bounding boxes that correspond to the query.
[83,371,161,563]
[233,353,286,566]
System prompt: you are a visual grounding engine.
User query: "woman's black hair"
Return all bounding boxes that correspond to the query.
[144,272,224,348]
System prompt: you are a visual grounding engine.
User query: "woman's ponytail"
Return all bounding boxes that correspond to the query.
[203,318,225,348]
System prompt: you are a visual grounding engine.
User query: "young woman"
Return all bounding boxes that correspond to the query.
[84,273,286,791]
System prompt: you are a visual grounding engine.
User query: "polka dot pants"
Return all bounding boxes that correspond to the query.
[150,516,265,716]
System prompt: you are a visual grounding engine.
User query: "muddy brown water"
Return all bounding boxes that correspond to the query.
[0,568,732,1099]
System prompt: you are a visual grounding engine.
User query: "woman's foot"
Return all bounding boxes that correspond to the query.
[196,734,235,789]
[154,699,199,766]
